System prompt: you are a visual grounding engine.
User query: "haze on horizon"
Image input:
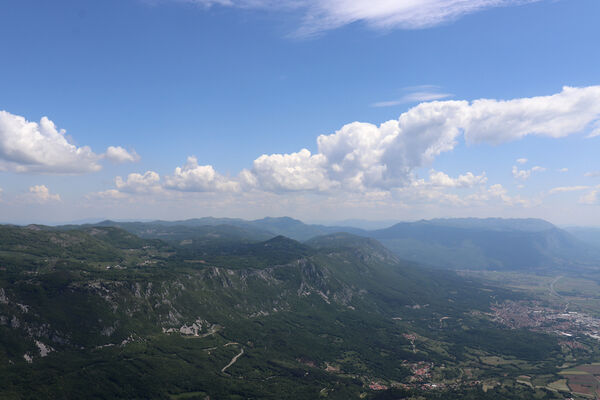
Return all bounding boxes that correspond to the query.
[1,0,600,226]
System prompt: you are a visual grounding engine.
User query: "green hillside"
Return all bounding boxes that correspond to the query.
[0,224,587,399]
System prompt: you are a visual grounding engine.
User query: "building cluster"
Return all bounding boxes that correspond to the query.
[491,301,600,340]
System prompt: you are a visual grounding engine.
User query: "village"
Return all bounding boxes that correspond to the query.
[491,301,600,342]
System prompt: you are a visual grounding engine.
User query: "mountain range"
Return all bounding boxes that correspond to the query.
[2,217,599,398]
[85,217,600,273]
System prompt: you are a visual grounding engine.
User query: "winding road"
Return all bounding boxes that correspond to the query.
[221,346,244,373]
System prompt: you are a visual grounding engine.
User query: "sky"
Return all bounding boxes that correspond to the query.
[1,0,600,226]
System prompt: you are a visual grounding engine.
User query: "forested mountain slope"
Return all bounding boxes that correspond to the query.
[0,224,572,399]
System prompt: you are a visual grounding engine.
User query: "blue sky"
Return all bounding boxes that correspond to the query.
[1,0,600,225]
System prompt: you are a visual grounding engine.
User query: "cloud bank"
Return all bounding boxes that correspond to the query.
[102,86,600,205]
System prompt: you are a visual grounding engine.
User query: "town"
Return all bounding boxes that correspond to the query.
[491,301,600,342]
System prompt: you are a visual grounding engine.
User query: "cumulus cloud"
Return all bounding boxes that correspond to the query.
[26,185,61,203]
[243,149,335,192]
[0,110,138,173]
[164,156,239,192]
[115,171,162,194]
[182,0,543,36]
[516,158,528,164]
[419,170,487,188]
[0,111,101,173]
[99,85,600,208]
[104,146,140,163]
[512,165,546,180]
[243,86,599,192]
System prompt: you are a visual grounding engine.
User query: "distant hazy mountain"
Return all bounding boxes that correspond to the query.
[92,220,275,244]
[367,218,600,272]
[86,217,600,272]
[309,219,401,230]
[565,227,600,249]
[92,216,366,242]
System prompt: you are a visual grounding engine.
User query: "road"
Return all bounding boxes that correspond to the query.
[549,275,569,312]
[221,346,244,373]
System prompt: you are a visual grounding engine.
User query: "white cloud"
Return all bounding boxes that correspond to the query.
[104,146,140,163]
[26,185,61,203]
[387,170,488,207]
[585,171,600,178]
[90,189,128,200]
[422,170,487,188]
[467,183,532,207]
[0,110,138,174]
[0,111,101,173]
[164,156,239,192]
[463,86,600,144]
[548,186,590,195]
[116,171,162,194]
[512,165,546,180]
[305,100,470,190]
[100,86,600,205]
[298,0,543,36]
[558,167,568,173]
[312,86,597,190]
[137,85,598,196]
[516,158,528,164]
[244,149,335,192]
[183,0,543,36]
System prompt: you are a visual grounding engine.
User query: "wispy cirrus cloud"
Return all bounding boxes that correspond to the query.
[548,185,590,195]
[372,89,452,108]
[176,0,545,37]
